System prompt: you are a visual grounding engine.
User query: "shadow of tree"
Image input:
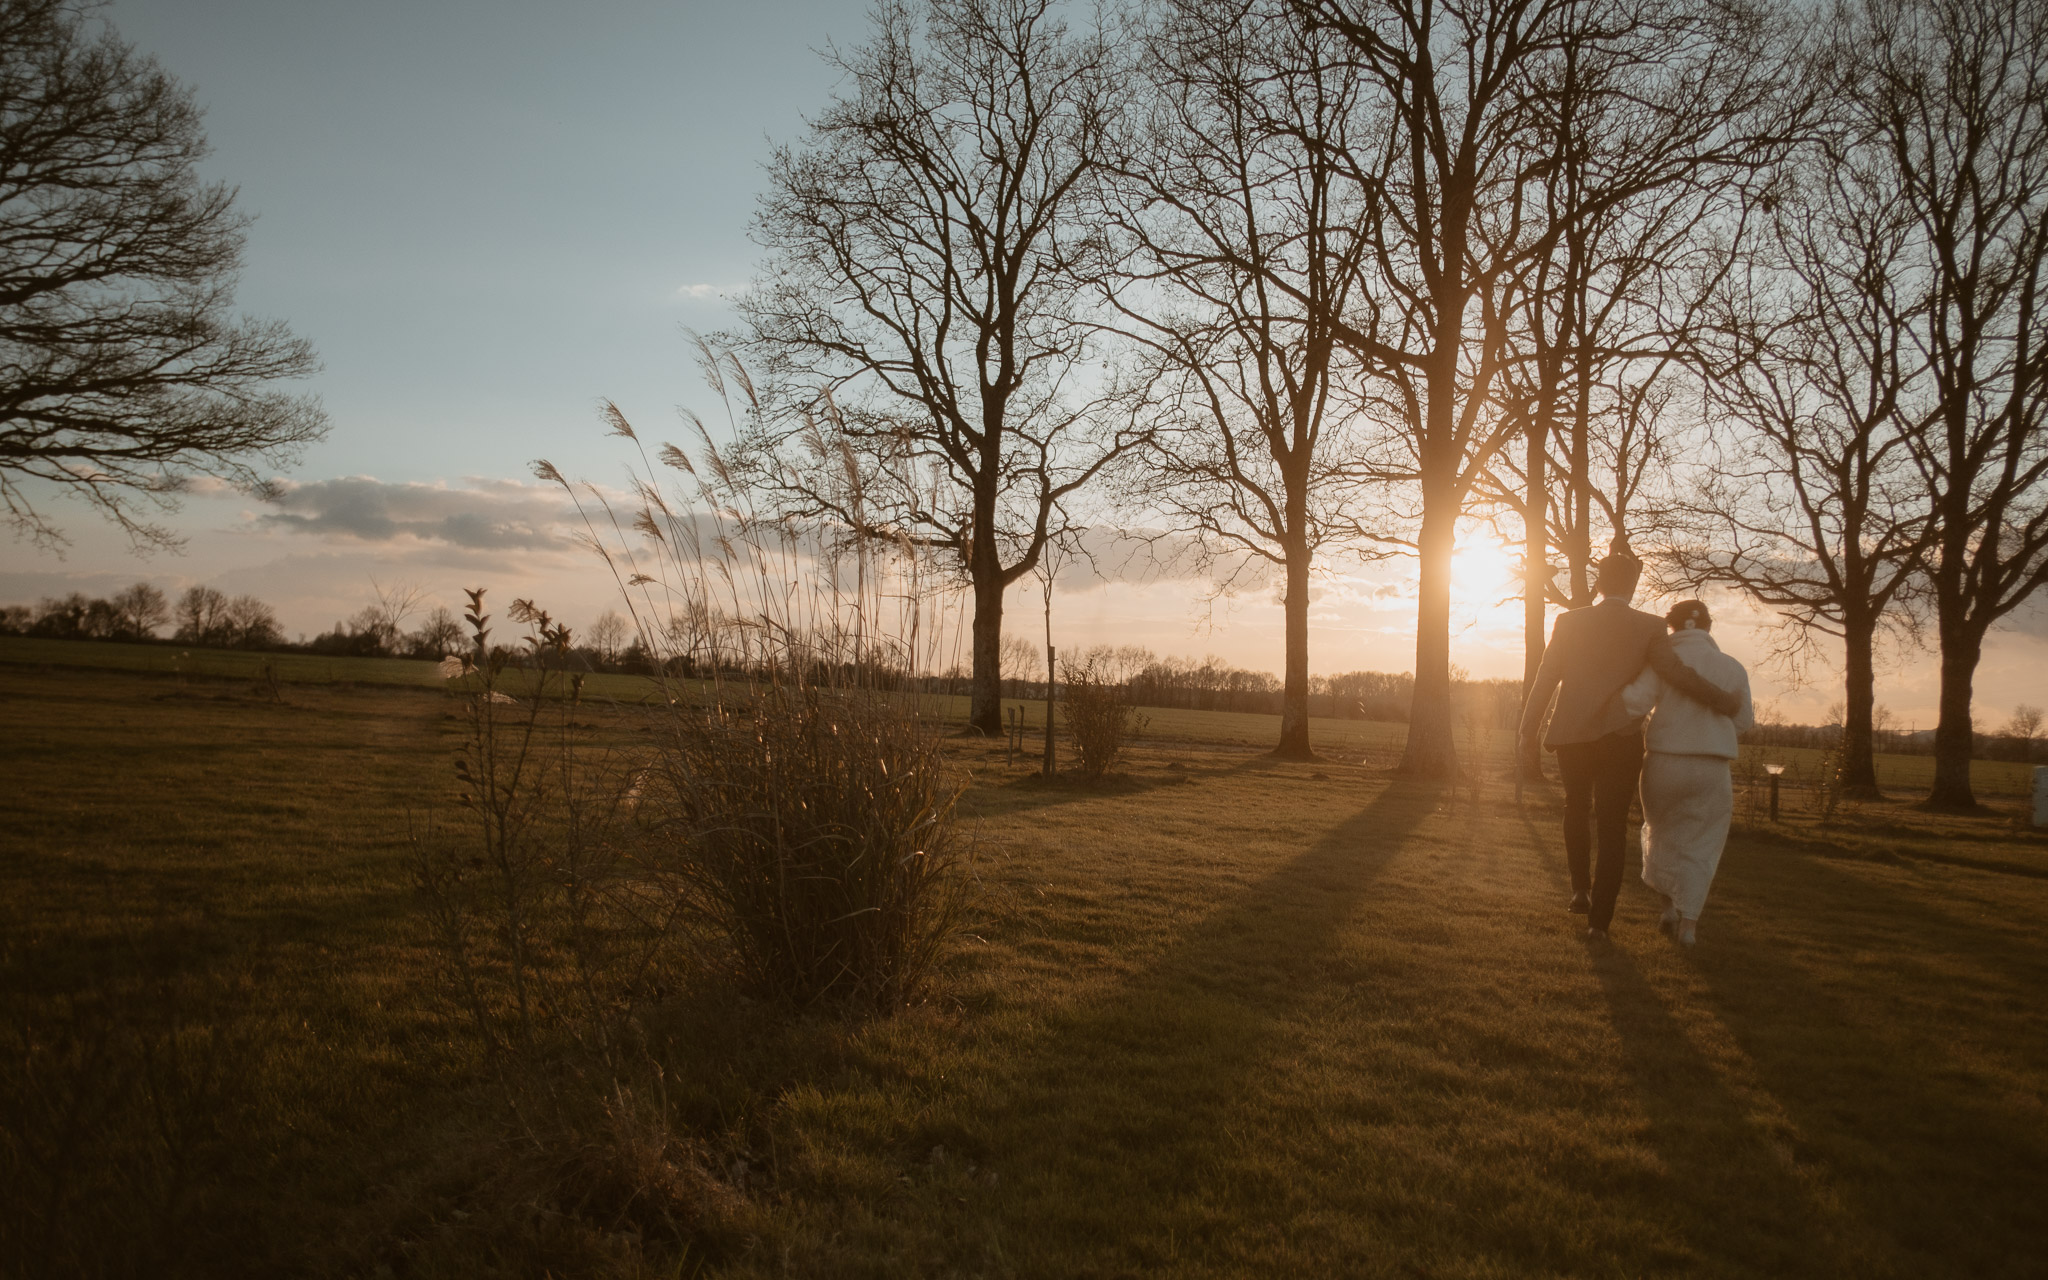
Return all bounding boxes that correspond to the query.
[1521,799,2048,1278]
[944,778,1440,1274]
[1584,943,1858,1276]
[1689,912,2047,1278]
[958,751,1363,823]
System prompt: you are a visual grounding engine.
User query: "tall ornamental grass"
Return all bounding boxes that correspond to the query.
[538,361,971,1010]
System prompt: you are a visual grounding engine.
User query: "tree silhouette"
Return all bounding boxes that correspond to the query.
[0,0,324,548]
[1660,115,1932,798]
[733,0,1136,737]
[1106,0,1385,759]
[1855,0,2048,809]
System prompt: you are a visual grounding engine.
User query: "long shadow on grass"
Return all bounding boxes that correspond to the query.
[1731,810,2048,959]
[938,778,1437,1274]
[1693,924,2047,1277]
[961,754,1357,824]
[1543,806,2048,1277]
[1681,855,2048,1278]
[1737,815,2048,877]
[1511,807,1859,1274]
[1724,825,2048,1003]
[1583,943,1853,1276]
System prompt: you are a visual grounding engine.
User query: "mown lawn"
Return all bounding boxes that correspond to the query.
[1,663,2043,1277]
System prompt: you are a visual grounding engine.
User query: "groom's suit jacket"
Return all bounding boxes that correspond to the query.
[1518,597,1740,749]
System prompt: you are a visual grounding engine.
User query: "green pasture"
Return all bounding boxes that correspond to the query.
[4,635,2032,799]
[1,662,2042,1277]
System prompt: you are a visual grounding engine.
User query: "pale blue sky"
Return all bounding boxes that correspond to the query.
[108,0,848,482]
[5,1,2042,724]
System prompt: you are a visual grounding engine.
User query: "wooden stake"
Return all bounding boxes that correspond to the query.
[1042,644,1056,779]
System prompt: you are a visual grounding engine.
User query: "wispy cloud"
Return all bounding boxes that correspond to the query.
[674,283,734,300]
[255,476,580,551]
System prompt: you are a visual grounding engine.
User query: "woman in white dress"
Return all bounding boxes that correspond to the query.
[1619,600,1755,947]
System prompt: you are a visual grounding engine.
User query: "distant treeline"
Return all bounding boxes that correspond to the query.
[994,646,1526,728]
[0,582,465,659]
[7,588,2041,762]
[1743,713,2045,764]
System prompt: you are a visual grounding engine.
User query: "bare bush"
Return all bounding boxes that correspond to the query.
[412,590,685,1094]
[1060,656,1148,782]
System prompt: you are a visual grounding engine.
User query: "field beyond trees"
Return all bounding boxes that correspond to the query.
[2,661,2044,1277]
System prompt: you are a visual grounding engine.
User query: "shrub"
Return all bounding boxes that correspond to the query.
[536,389,973,1014]
[645,680,965,1009]
[1061,656,1148,782]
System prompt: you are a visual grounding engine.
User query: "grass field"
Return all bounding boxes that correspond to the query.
[1,661,2043,1277]
[3,635,2034,799]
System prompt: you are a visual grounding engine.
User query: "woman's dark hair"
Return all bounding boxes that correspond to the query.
[1666,600,1712,632]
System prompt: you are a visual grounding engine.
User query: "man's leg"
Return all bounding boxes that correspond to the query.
[1587,729,1646,932]
[1555,742,1595,900]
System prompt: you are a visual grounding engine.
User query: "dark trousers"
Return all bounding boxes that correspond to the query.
[1555,729,1645,932]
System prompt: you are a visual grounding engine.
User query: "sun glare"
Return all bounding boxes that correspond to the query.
[1451,533,1518,606]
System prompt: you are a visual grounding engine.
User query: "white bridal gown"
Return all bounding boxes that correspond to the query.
[1619,627,1756,920]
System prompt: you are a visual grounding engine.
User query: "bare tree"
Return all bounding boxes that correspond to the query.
[1292,0,1573,776]
[0,0,325,548]
[107,580,166,639]
[731,0,1136,736]
[586,609,629,666]
[1852,0,2048,809]
[353,579,425,656]
[1475,22,1786,777]
[1658,118,1932,797]
[2009,702,2043,742]
[1300,0,1790,775]
[172,583,227,644]
[405,604,464,659]
[1106,0,1384,758]
[998,631,1039,697]
[222,592,280,648]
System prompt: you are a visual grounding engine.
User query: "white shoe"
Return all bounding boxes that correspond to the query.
[1676,919,1697,948]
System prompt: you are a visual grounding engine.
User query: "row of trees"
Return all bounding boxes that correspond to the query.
[0,583,282,648]
[1,0,2032,805]
[697,0,2047,809]
[995,638,1522,723]
[0,580,472,659]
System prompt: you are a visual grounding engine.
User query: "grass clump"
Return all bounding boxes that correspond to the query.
[647,679,966,1010]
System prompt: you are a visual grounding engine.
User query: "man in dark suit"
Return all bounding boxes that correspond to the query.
[1519,551,1741,939]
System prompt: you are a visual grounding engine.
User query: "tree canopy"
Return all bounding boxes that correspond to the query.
[0,0,324,549]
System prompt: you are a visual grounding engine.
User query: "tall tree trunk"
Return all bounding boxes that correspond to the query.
[1839,610,1881,798]
[1521,412,1549,779]
[1566,372,1594,604]
[1927,614,1983,811]
[1402,478,1459,777]
[967,570,1005,737]
[1277,533,1314,760]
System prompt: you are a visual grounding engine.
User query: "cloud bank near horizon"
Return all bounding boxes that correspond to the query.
[5,468,2043,726]
[256,476,583,551]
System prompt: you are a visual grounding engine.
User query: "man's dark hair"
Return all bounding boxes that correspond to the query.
[1594,552,1643,599]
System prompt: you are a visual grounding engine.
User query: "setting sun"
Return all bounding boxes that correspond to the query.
[1451,531,1519,607]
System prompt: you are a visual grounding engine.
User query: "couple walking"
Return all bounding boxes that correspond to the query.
[1519,549,1755,947]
